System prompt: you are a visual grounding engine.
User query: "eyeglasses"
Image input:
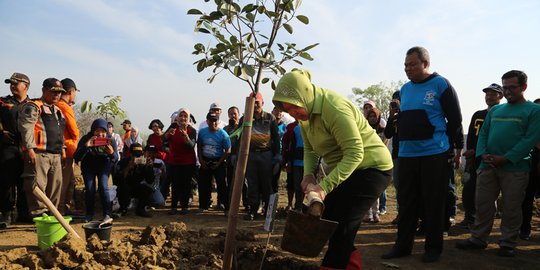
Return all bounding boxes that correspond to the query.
[502,85,520,91]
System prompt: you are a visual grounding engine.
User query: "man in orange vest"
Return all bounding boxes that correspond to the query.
[58,78,80,215]
[18,78,66,217]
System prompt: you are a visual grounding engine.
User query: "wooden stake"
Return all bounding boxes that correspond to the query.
[223,96,255,270]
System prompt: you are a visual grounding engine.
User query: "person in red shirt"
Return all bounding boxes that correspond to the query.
[146,119,166,160]
[164,108,197,215]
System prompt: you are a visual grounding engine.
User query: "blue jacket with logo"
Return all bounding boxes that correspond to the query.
[397,73,462,157]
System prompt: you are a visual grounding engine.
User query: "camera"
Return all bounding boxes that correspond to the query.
[93,137,110,147]
[134,156,146,165]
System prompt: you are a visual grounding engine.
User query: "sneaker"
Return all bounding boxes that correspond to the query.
[497,246,515,257]
[179,208,189,215]
[379,209,387,215]
[455,239,487,250]
[101,215,113,225]
[372,214,380,223]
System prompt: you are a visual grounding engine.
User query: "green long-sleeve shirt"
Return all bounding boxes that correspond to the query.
[272,69,393,193]
[476,101,540,172]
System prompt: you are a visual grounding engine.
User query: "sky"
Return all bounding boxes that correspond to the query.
[1,0,539,135]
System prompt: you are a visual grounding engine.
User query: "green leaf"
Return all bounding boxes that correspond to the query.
[198,28,211,34]
[301,43,319,51]
[187,9,203,15]
[244,65,255,77]
[283,23,293,34]
[293,59,303,65]
[299,52,313,61]
[234,66,242,77]
[271,80,276,90]
[80,100,92,113]
[296,15,309,24]
[197,59,207,72]
[246,12,255,22]
[242,4,257,13]
[257,5,265,14]
[262,78,269,84]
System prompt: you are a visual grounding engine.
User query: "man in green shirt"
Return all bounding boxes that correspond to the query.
[273,69,392,269]
[456,70,540,257]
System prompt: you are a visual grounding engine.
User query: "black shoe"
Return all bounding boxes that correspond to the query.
[381,248,410,259]
[421,251,440,263]
[497,246,515,257]
[455,239,486,250]
[519,231,531,241]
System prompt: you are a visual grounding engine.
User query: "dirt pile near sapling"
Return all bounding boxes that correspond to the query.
[0,221,318,269]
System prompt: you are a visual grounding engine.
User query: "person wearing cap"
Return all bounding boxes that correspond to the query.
[18,78,67,217]
[121,119,132,144]
[74,118,118,222]
[1,72,32,228]
[57,78,80,215]
[382,47,462,263]
[165,107,197,215]
[197,112,231,213]
[455,83,503,230]
[238,91,280,221]
[199,102,227,130]
[456,70,540,257]
[272,69,393,269]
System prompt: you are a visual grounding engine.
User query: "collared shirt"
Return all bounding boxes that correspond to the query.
[0,95,29,160]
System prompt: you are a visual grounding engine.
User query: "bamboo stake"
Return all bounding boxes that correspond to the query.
[32,186,81,239]
[223,96,255,270]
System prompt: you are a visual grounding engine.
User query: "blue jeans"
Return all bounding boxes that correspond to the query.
[83,166,112,220]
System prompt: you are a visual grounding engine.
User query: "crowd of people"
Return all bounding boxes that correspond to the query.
[1,46,539,269]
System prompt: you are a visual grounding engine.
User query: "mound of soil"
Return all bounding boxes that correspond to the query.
[0,221,318,270]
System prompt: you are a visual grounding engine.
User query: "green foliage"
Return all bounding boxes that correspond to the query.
[351,81,405,120]
[189,0,318,93]
[79,95,127,121]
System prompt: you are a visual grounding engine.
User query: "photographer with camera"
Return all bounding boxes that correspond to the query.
[74,118,118,222]
[115,143,159,217]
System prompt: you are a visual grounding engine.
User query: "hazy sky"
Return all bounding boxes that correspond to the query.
[1,0,539,135]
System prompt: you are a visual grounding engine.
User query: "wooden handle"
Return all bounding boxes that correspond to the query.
[32,186,81,239]
[306,192,324,217]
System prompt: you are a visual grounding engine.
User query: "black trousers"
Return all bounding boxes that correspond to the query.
[0,154,28,217]
[198,161,228,210]
[170,164,196,209]
[321,168,391,268]
[395,152,449,255]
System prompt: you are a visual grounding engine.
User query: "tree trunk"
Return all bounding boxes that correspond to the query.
[223,96,255,270]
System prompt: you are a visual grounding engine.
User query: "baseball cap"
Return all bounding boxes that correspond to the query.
[43,78,66,92]
[60,78,80,92]
[209,102,221,110]
[4,72,30,84]
[206,112,219,121]
[130,143,144,157]
[482,83,503,93]
[122,119,131,125]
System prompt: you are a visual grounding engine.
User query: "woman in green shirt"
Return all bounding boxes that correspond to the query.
[273,69,393,269]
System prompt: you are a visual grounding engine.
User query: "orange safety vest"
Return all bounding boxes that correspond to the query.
[24,99,66,154]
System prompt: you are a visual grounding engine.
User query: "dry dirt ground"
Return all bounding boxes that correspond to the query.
[1,173,540,269]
